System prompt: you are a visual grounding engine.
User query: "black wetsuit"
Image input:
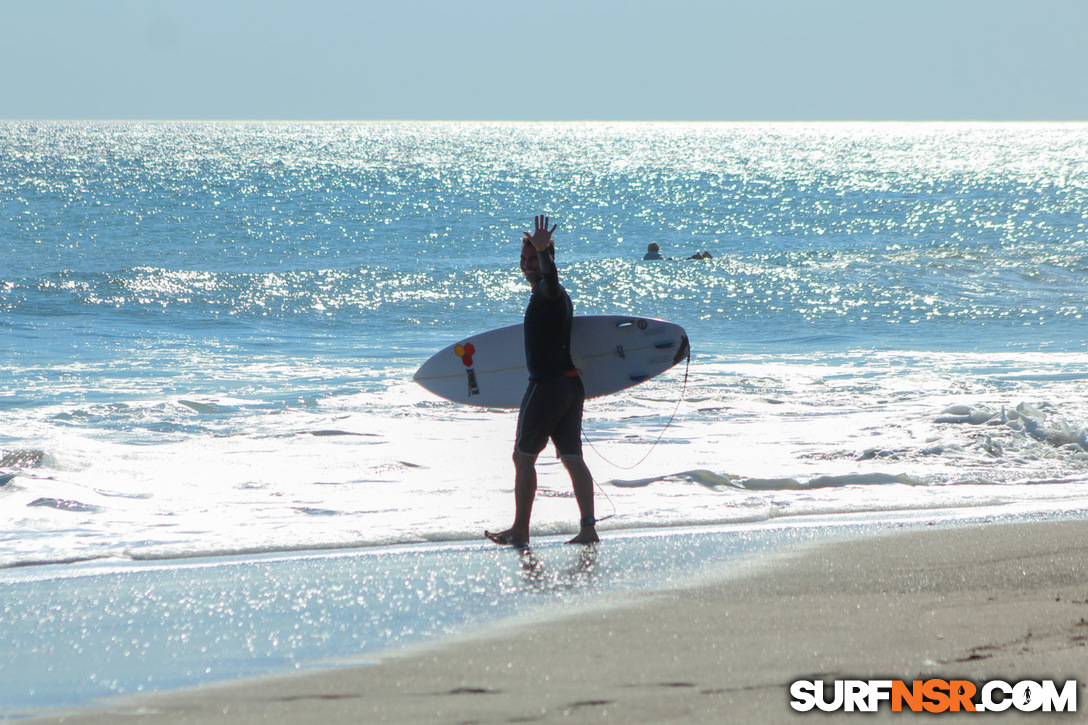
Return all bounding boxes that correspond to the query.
[524,262,574,382]
[514,250,584,457]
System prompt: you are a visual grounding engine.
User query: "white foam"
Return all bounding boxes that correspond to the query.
[4,352,1088,569]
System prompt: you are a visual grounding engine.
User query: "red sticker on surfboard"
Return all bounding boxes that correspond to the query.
[454,343,475,367]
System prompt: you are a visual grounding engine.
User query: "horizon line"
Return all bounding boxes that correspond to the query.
[3,118,1087,124]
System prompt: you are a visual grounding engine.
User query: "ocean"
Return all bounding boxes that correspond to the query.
[2,121,1088,715]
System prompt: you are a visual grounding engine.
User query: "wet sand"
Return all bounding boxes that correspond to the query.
[36,518,1088,724]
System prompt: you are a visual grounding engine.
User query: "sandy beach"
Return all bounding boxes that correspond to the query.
[33,517,1088,724]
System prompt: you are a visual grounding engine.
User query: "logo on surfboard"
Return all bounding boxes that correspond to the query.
[455,343,480,396]
[454,343,475,367]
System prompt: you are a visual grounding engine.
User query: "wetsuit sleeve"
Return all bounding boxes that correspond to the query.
[535,247,562,300]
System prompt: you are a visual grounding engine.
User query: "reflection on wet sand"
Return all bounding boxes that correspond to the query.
[518,545,599,594]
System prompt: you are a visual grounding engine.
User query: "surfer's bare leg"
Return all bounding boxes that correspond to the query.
[485,452,536,547]
[562,455,598,545]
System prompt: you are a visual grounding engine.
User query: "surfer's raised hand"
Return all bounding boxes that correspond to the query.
[523,215,557,252]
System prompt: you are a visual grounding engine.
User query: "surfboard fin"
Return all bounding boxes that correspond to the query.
[673,335,690,365]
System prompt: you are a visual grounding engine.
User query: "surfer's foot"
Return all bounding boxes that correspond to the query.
[567,526,599,545]
[485,528,529,548]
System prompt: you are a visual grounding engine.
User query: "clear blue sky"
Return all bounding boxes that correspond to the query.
[3,0,1086,121]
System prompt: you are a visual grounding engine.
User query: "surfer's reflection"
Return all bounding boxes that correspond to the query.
[516,545,599,594]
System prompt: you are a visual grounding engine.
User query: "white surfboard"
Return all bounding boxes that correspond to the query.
[413,316,689,408]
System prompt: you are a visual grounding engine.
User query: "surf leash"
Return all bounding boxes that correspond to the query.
[590,484,617,525]
[582,336,691,473]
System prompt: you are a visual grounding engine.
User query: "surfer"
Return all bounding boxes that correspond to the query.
[486,215,599,548]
